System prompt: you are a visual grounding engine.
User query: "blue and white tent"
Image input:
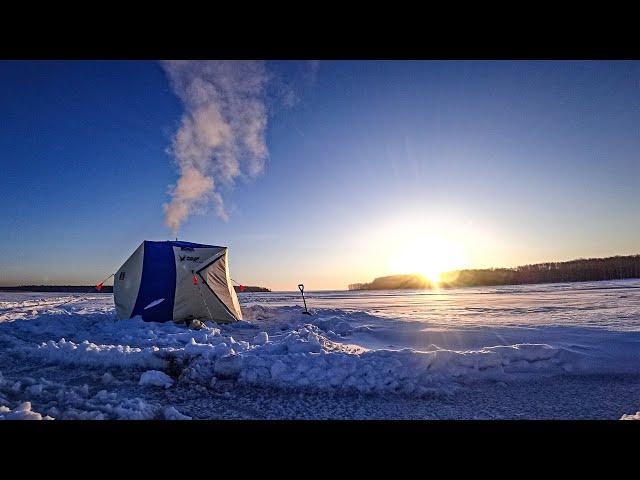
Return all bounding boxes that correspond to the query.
[114,240,242,324]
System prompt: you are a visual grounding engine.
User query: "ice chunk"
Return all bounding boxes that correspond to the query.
[139,370,174,388]
[184,338,215,356]
[253,332,269,345]
[214,354,243,378]
[37,338,165,370]
[0,401,46,420]
[621,411,640,420]
[112,398,157,420]
[164,406,192,420]
[26,384,43,396]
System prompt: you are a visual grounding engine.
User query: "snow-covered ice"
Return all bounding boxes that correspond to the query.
[620,411,640,420]
[139,370,174,388]
[0,401,52,420]
[1,280,640,419]
[163,406,192,420]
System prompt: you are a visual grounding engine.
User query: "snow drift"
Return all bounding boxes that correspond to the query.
[1,281,640,419]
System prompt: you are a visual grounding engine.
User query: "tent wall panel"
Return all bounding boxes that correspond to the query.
[130,241,177,323]
[114,242,145,320]
[200,250,243,321]
[173,246,226,321]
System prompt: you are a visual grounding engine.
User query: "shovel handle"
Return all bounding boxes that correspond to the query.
[298,283,309,314]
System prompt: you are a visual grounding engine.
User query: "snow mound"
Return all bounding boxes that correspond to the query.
[0,401,52,420]
[253,331,269,345]
[180,324,580,396]
[0,296,614,402]
[139,370,174,388]
[620,411,640,420]
[37,338,166,369]
[164,406,191,420]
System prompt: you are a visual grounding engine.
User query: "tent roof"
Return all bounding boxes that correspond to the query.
[142,240,226,250]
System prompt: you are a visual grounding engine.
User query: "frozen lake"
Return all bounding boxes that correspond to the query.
[250,279,640,330]
[1,279,640,419]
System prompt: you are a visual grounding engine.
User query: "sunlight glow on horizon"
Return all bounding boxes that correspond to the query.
[387,233,469,285]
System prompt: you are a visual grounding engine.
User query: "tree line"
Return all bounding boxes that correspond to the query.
[349,254,640,290]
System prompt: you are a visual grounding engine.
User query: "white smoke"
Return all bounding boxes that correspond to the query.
[161,60,269,233]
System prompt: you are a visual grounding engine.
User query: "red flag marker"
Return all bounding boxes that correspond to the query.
[193,275,198,285]
[96,282,103,292]
[240,284,246,292]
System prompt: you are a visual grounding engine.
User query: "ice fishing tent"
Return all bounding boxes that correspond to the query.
[114,240,242,324]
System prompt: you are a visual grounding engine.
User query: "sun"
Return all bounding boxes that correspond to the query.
[388,235,467,285]
[421,267,443,285]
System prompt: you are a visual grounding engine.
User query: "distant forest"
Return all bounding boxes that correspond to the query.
[349,254,640,291]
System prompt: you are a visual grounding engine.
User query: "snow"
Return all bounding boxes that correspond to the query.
[164,406,191,420]
[37,338,165,369]
[1,280,640,419]
[620,411,640,420]
[139,370,174,388]
[253,331,269,345]
[0,401,52,420]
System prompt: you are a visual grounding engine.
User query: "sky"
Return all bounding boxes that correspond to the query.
[0,60,639,291]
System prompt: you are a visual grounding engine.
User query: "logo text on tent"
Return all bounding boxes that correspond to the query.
[179,255,201,262]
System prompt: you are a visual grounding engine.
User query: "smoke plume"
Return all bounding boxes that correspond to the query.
[161,60,269,233]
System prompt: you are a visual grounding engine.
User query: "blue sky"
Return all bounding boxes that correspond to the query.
[1,61,638,290]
